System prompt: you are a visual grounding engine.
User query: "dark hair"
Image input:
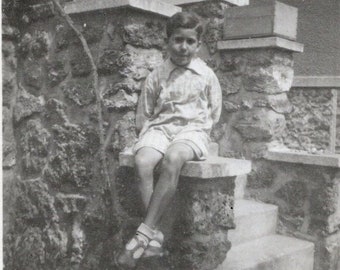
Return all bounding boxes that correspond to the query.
[166,12,203,39]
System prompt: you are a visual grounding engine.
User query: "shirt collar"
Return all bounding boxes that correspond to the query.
[162,57,205,79]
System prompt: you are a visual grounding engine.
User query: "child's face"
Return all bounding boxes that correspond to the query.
[167,28,201,66]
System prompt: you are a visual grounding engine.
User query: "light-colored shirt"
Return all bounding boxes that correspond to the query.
[136,57,222,139]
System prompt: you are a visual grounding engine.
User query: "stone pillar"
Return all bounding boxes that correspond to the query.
[119,153,251,270]
[168,176,235,270]
[216,1,304,159]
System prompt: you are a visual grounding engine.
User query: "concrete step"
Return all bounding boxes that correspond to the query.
[230,200,278,246]
[217,235,314,270]
[119,152,251,178]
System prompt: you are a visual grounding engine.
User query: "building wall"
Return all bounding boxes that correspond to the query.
[273,0,340,76]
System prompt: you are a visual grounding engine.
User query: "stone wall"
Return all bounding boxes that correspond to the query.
[284,87,337,153]
[245,156,340,270]
[3,2,168,269]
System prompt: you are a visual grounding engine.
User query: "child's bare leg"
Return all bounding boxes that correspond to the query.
[135,147,163,211]
[144,143,195,228]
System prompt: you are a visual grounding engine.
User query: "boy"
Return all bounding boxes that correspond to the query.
[116,11,222,268]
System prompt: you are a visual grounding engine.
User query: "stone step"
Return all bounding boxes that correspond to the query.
[229,200,278,246]
[217,235,314,270]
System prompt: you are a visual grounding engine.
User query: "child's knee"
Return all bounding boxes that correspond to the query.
[161,152,183,172]
[135,156,153,172]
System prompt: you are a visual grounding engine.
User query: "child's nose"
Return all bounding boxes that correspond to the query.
[180,42,188,51]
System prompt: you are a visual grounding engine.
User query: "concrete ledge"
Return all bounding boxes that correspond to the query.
[217,37,304,52]
[292,76,340,88]
[64,0,181,17]
[265,149,340,168]
[119,152,251,178]
[162,0,249,6]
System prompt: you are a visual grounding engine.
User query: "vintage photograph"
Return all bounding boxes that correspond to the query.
[2,0,340,269]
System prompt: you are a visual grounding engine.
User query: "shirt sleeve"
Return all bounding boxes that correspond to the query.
[208,71,222,125]
[136,72,158,131]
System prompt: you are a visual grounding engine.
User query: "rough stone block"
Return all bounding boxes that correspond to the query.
[30,31,50,58]
[118,45,163,79]
[44,98,69,126]
[261,93,292,114]
[244,53,294,94]
[27,2,55,22]
[55,23,75,51]
[47,60,68,86]
[43,124,99,188]
[104,90,138,112]
[217,71,242,95]
[3,107,16,169]
[81,23,103,44]
[123,21,165,49]
[20,119,50,175]
[234,108,286,141]
[13,86,44,123]
[111,78,141,95]
[9,187,68,269]
[55,193,87,214]
[17,33,33,57]
[16,178,58,223]
[223,1,298,40]
[310,174,340,234]
[10,227,46,269]
[247,165,276,189]
[275,181,308,208]
[112,111,137,151]
[18,31,51,58]
[62,79,95,106]
[184,1,231,19]
[23,59,44,90]
[2,42,17,107]
[97,49,119,75]
[317,233,340,270]
[70,50,92,77]
[204,18,223,55]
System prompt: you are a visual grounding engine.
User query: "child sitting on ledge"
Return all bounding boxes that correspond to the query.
[116,11,222,268]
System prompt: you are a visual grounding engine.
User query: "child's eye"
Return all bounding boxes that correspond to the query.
[187,39,196,45]
[175,37,184,43]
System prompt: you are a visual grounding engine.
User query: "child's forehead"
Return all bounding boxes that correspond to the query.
[170,28,199,38]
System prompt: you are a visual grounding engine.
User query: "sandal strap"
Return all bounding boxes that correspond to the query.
[136,223,155,240]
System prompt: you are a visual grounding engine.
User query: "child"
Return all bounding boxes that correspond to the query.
[116,11,222,268]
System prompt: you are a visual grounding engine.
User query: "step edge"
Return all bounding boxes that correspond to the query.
[234,200,278,217]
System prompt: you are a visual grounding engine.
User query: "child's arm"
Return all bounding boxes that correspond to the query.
[136,72,158,132]
[208,72,222,125]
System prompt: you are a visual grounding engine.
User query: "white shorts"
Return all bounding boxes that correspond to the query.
[133,129,210,160]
